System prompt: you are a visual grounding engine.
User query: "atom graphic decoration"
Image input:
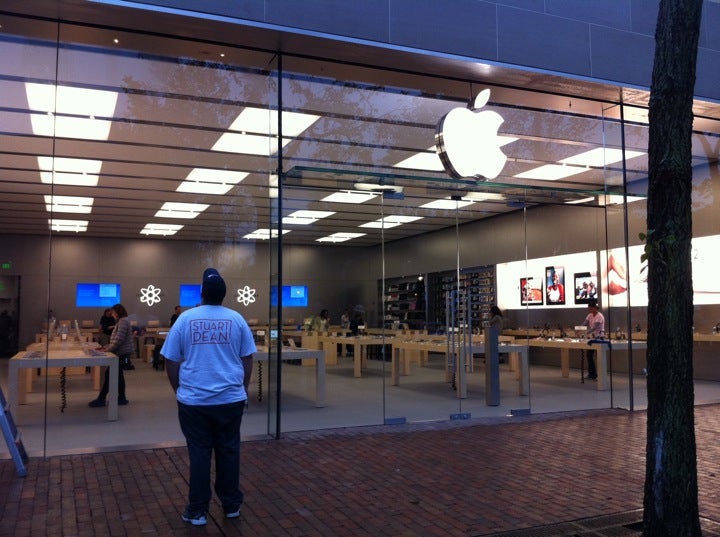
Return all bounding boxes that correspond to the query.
[237,285,256,306]
[140,284,162,306]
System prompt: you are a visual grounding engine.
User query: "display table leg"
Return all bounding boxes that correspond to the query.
[597,347,608,391]
[353,342,362,377]
[518,349,529,395]
[560,349,570,377]
[391,347,400,385]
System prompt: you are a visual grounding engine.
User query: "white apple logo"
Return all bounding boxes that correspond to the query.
[435,89,507,179]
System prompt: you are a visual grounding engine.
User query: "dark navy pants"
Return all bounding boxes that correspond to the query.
[97,353,128,401]
[178,401,246,514]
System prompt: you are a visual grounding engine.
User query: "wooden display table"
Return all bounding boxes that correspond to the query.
[254,346,326,407]
[318,335,394,377]
[526,338,647,390]
[694,333,720,342]
[8,347,119,421]
[26,340,102,382]
[390,338,530,395]
[612,331,720,343]
[502,329,547,338]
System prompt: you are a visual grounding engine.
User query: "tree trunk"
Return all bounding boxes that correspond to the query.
[643,1,703,536]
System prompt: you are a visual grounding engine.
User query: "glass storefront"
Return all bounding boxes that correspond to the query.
[1,12,719,457]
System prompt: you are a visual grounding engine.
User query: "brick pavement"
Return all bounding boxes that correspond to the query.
[2,405,720,537]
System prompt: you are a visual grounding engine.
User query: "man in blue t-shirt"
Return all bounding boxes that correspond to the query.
[161,268,256,526]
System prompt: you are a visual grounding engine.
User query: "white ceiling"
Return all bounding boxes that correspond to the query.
[1,3,719,246]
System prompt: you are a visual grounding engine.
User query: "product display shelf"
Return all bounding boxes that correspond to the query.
[428,265,496,332]
[380,275,426,329]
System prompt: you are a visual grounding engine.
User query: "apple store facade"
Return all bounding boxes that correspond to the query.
[2,1,720,455]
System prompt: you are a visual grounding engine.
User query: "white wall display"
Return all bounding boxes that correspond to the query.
[497,252,596,310]
[690,235,720,305]
[600,245,646,308]
[497,234,720,311]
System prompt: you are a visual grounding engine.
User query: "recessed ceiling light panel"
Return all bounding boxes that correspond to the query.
[140,223,183,236]
[212,107,320,155]
[360,215,422,228]
[321,190,378,204]
[514,164,586,181]
[37,156,103,186]
[44,195,94,214]
[283,210,335,225]
[155,202,209,219]
[49,219,88,232]
[243,228,291,240]
[560,148,645,167]
[316,232,366,243]
[420,198,475,209]
[25,83,118,140]
[177,169,249,195]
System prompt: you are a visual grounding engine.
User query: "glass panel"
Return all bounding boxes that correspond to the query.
[275,58,631,423]
[599,103,646,411]
[1,18,279,454]
[0,15,62,457]
[687,117,720,408]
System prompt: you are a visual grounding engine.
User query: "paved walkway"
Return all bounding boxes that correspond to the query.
[2,405,720,537]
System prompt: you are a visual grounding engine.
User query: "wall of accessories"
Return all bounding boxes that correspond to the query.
[383,265,495,333]
[427,265,496,333]
[380,275,426,329]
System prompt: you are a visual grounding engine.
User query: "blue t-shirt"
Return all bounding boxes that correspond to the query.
[160,304,256,406]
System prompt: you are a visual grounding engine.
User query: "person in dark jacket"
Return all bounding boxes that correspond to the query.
[89,303,132,407]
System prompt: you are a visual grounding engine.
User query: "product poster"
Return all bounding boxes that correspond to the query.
[573,271,598,304]
[520,277,543,305]
[545,266,565,305]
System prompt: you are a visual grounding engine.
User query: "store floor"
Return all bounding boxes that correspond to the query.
[3,402,720,536]
[2,351,720,457]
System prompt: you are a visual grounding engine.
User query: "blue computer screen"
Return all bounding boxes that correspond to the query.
[179,284,202,307]
[270,285,308,307]
[76,283,121,307]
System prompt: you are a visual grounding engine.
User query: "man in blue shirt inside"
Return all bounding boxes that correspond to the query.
[161,268,256,526]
